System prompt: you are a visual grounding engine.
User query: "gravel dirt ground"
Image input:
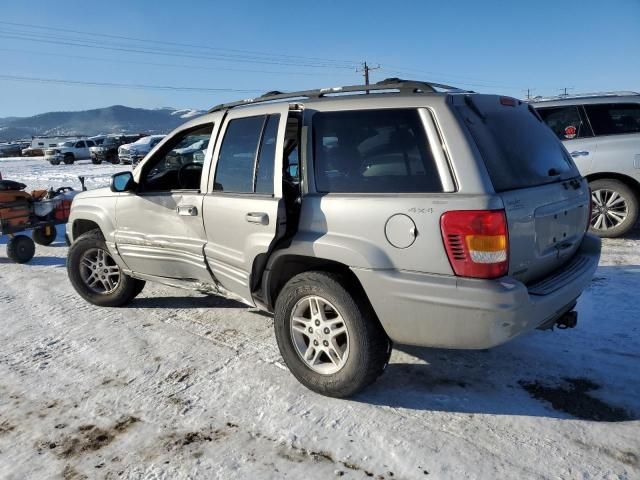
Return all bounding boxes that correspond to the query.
[1,158,638,479]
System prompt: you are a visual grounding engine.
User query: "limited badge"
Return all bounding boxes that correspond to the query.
[564,125,577,139]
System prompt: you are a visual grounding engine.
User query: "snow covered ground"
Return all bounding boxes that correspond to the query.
[0,158,638,479]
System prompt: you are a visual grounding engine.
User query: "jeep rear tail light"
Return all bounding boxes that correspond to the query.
[440,210,509,279]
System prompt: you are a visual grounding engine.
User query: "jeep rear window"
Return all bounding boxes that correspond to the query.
[455,96,580,192]
[313,109,443,193]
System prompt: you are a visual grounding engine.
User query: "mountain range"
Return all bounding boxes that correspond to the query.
[0,105,205,142]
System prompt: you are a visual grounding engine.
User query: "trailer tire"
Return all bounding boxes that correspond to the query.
[33,224,57,245]
[7,235,36,263]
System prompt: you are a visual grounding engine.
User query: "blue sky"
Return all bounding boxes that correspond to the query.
[1,0,638,117]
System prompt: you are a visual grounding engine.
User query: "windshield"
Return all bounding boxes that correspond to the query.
[133,136,151,145]
[455,95,580,192]
[60,141,74,147]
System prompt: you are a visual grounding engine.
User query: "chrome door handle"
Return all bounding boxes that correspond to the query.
[570,151,589,157]
[177,205,198,216]
[245,212,269,225]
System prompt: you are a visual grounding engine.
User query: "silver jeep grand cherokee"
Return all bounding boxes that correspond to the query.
[66,79,601,397]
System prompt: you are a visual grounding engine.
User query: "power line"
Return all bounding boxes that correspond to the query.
[0,74,264,93]
[0,31,356,69]
[0,21,359,68]
[0,47,354,78]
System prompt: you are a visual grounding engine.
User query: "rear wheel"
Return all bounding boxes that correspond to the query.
[67,229,143,307]
[7,235,36,263]
[32,224,57,245]
[274,271,391,398]
[589,179,638,238]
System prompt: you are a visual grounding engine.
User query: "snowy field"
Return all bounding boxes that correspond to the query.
[0,157,638,479]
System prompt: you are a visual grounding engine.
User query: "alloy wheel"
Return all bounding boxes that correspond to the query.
[79,248,121,294]
[290,295,350,375]
[591,188,629,231]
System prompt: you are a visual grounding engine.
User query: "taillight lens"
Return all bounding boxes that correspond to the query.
[440,210,509,279]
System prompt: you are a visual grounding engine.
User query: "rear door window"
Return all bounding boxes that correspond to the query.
[313,109,443,193]
[455,96,580,192]
[214,114,280,194]
[536,106,593,140]
[584,103,640,136]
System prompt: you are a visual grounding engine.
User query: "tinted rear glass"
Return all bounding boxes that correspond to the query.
[455,96,579,192]
[313,109,443,193]
[584,103,640,136]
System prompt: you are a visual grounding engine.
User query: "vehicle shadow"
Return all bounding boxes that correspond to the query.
[131,294,245,310]
[355,265,640,423]
[0,255,65,266]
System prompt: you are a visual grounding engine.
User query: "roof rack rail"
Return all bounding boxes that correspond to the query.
[208,78,468,113]
[530,91,640,102]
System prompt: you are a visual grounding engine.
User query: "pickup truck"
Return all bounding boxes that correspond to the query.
[45,139,96,165]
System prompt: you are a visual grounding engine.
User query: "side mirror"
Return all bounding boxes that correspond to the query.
[110,171,136,192]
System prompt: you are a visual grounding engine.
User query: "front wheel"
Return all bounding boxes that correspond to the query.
[589,179,639,238]
[63,154,75,165]
[67,229,144,307]
[274,271,391,398]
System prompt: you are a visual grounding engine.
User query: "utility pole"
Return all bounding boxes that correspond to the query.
[559,87,574,96]
[525,88,534,100]
[357,61,381,90]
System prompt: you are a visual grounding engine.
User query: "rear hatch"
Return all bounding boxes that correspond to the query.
[453,94,590,284]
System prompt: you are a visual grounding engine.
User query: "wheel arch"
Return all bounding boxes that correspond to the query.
[585,172,640,197]
[261,253,373,314]
[72,218,102,241]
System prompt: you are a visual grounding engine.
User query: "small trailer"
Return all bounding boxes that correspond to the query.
[0,174,80,263]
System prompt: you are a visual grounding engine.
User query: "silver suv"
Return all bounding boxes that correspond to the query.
[65,79,601,397]
[531,92,640,237]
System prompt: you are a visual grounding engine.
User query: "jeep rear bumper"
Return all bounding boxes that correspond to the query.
[352,233,601,349]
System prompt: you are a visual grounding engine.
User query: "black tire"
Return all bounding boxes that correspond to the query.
[50,159,60,165]
[63,153,75,165]
[274,271,391,398]
[7,235,36,263]
[589,179,639,238]
[67,229,141,307]
[32,224,57,246]
[131,278,146,298]
[92,158,102,165]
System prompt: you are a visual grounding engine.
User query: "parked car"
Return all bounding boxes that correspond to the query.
[118,135,165,165]
[90,134,146,164]
[65,79,600,397]
[530,92,640,237]
[45,139,96,165]
[0,143,23,157]
[89,135,107,146]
